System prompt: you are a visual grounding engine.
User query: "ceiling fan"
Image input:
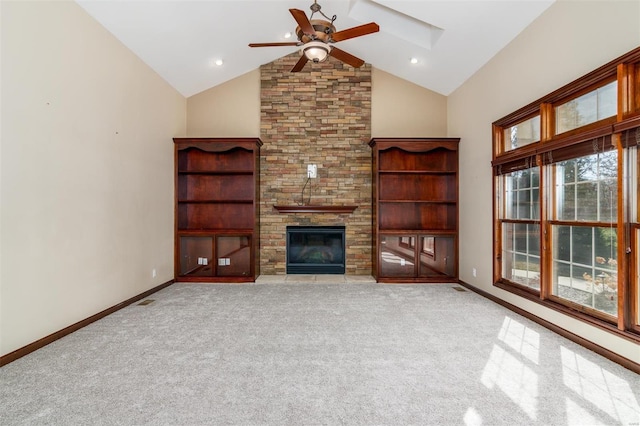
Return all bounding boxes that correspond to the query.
[249,0,379,72]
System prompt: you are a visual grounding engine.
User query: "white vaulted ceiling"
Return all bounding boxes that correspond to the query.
[76,0,555,97]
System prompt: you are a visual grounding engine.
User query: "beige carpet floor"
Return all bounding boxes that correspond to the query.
[1,281,638,425]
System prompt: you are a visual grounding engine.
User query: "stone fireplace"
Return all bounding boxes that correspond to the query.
[259,52,372,275]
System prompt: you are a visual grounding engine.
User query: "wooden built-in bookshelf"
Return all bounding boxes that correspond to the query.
[369,138,460,283]
[173,138,261,282]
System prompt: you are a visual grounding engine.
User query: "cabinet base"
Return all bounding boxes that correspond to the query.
[374,277,459,284]
[175,276,256,283]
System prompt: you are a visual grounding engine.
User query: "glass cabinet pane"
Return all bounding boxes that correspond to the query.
[379,235,416,277]
[216,235,252,277]
[179,236,214,276]
[419,235,456,278]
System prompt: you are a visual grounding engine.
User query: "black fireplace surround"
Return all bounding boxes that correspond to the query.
[286,226,346,274]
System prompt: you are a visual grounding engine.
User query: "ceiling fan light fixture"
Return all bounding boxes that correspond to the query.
[249,2,379,72]
[302,41,331,63]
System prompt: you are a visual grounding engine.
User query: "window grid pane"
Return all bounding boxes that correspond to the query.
[555,152,618,222]
[555,81,617,134]
[502,223,541,291]
[503,115,541,152]
[552,225,618,317]
[503,168,540,220]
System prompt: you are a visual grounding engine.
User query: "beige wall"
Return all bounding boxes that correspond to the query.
[448,0,640,363]
[1,1,186,356]
[372,68,447,137]
[186,70,260,137]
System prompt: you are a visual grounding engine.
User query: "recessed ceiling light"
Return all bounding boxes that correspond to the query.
[214,59,224,66]
[284,32,292,39]
[410,57,418,64]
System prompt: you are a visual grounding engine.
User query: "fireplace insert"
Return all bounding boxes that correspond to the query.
[286,226,345,274]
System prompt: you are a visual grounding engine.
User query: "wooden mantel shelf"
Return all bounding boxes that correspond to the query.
[273,205,358,214]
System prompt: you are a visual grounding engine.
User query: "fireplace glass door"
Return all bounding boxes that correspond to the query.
[286,226,346,274]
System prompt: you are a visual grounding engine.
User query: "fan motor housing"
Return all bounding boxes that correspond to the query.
[296,20,336,43]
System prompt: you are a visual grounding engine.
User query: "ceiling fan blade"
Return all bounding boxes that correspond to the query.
[330,22,379,42]
[329,47,365,68]
[290,55,309,72]
[249,42,300,48]
[290,8,315,36]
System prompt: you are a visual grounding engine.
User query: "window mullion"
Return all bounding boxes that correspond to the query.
[617,140,629,330]
[540,160,552,300]
[541,103,554,141]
